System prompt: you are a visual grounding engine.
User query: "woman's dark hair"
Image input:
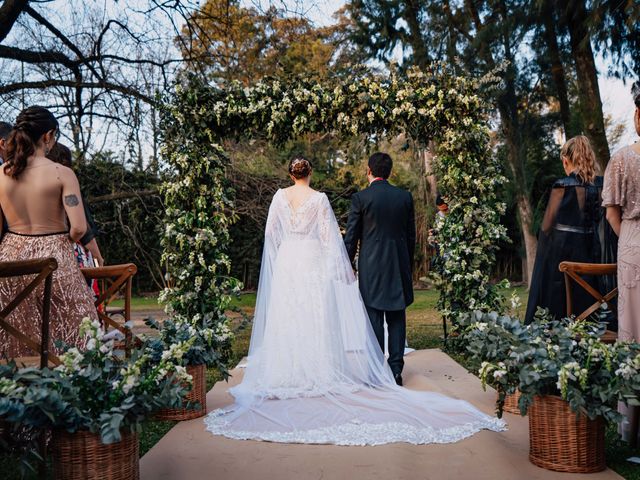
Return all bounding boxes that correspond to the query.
[47,142,73,168]
[288,156,312,179]
[632,81,640,108]
[368,152,393,179]
[4,106,58,179]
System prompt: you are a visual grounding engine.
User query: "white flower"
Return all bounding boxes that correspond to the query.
[475,322,488,332]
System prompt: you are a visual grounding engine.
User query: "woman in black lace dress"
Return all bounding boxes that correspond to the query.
[525,136,611,324]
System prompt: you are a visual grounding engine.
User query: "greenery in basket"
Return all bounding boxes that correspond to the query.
[458,309,640,422]
[0,318,192,445]
[144,317,233,375]
[453,310,528,414]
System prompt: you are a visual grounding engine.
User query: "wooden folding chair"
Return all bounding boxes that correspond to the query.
[558,261,618,344]
[81,264,140,354]
[0,258,60,368]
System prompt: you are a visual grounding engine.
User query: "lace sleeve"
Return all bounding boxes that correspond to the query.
[265,191,282,250]
[318,193,356,284]
[602,151,626,208]
[318,193,334,248]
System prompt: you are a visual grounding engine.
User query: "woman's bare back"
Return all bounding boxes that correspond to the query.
[0,157,82,236]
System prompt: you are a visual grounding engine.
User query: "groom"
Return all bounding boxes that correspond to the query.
[344,152,416,386]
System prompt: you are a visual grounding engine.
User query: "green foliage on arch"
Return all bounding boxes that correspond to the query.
[161,66,508,375]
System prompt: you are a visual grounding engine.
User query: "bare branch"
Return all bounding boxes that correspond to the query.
[0,80,156,105]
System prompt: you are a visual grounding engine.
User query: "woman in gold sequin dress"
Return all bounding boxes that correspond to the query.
[0,106,98,359]
[603,82,640,442]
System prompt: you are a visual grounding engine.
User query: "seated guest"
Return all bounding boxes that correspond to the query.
[48,142,104,267]
[0,106,98,359]
[0,122,11,163]
[525,135,606,324]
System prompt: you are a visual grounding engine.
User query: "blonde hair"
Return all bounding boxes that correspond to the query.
[560,135,596,184]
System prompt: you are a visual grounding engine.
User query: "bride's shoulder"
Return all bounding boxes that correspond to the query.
[312,189,327,200]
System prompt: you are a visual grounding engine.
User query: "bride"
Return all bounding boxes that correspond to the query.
[205,157,505,445]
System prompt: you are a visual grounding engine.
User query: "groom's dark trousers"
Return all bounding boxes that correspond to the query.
[365,307,407,375]
[344,179,416,377]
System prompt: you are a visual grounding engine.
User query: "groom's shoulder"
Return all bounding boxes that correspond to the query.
[385,183,412,198]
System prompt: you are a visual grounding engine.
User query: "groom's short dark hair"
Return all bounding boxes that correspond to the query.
[368,152,393,179]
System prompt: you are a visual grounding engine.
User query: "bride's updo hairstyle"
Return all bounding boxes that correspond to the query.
[560,135,596,184]
[4,106,58,179]
[288,156,312,179]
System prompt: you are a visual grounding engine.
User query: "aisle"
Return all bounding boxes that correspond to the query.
[140,349,621,480]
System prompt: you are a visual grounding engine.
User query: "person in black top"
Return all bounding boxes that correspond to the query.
[525,135,613,324]
[344,152,416,385]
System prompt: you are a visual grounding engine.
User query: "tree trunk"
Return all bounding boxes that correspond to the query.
[541,0,573,138]
[516,192,538,285]
[565,0,610,171]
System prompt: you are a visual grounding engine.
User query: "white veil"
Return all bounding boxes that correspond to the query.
[205,190,504,445]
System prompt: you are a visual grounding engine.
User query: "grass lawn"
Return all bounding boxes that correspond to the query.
[109,296,164,310]
[3,286,640,479]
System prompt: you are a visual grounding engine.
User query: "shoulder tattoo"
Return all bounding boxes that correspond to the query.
[64,194,80,207]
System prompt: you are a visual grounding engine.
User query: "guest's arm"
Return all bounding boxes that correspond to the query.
[60,168,87,242]
[606,206,622,237]
[343,193,363,263]
[79,195,98,246]
[84,238,104,267]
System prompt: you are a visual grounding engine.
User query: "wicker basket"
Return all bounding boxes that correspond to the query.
[502,390,521,415]
[51,429,139,480]
[155,364,207,421]
[528,395,605,473]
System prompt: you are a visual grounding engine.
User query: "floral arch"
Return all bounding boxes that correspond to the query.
[160,66,508,375]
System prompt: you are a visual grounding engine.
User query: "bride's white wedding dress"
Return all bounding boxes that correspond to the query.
[205,189,505,445]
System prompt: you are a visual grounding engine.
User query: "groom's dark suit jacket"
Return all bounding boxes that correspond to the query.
[344,179,415,311]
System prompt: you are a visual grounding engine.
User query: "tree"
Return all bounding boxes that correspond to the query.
[0,0,213,162]
[345,0,640,284]
[532,0,640,170]
[177,0,357,85]
[562,0,610,171]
